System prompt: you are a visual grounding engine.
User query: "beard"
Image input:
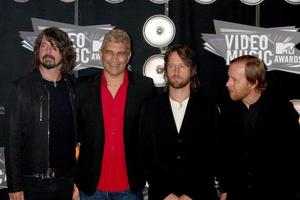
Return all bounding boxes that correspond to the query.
[41,55,62,69]
[168,75,190,89]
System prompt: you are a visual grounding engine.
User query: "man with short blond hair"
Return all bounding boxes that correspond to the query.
[219,55,300,200]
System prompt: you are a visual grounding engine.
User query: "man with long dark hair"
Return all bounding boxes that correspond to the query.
[5,27,77,200]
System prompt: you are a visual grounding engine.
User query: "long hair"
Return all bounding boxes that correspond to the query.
[164,44,200,91]
[230,55,267,92]
[32,27,76,77]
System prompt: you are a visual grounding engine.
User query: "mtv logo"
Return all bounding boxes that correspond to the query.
[92,41,102,52]
[276,43,295,54]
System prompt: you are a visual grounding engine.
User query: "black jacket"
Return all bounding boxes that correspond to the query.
[219,90,300,200]
[139,92,220,200]
[5,70,77,192]
[75,70,155,195]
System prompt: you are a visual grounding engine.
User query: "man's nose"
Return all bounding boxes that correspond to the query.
[112,54,119,62]
[225,79,231,88]
[46,45,52,54]
[174,65,180,73]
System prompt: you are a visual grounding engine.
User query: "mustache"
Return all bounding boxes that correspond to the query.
[170,75,182,79]
[42,55,55,60]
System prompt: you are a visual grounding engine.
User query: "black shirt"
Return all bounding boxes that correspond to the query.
[44,79,75,171]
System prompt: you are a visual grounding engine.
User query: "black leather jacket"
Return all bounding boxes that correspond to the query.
[5,70,77,192]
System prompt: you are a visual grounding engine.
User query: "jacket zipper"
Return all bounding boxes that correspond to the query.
[39,96,43,121]
[47,89,50,169]
[40,84,51,171]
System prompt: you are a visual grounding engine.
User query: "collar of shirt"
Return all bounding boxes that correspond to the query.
[169,96,190,133]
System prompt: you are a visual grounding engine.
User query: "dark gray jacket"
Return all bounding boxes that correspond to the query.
[5,70,77,192]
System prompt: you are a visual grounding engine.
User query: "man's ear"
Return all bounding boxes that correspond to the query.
[250,80,258,90]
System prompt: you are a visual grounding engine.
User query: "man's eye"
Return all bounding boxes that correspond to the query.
[118,52,127,57]
[52,45,58,50]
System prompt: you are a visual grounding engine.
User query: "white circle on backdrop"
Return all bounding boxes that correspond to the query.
[143,15,176,48]
[150,0,169,4]
[60,0,76,2]
[194,0,216,4]
[285,0,300,5]
[105,0,124,3]
[143,54,166,87]
[13,0,30,2]
[240,0,264,5]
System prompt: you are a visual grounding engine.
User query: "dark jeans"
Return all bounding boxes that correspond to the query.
[22,175,74,200]
[0,188,9,200]
[80,189,142,200]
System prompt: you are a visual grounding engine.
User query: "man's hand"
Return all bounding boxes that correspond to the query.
[164,193,179,200]
[179,194,192,200]
[9,191,24,200]
[72,184,79,200]
[219,192,227,200]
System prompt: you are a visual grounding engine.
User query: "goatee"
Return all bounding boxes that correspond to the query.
[41,60,62,69]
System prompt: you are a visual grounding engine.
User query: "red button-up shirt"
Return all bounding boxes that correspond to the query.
[97,71,129,191]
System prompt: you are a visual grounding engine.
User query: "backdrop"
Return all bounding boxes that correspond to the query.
[0,0,300,144]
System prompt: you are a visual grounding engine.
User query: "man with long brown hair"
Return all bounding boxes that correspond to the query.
[139,44,227,200]
[5,27,77,200]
